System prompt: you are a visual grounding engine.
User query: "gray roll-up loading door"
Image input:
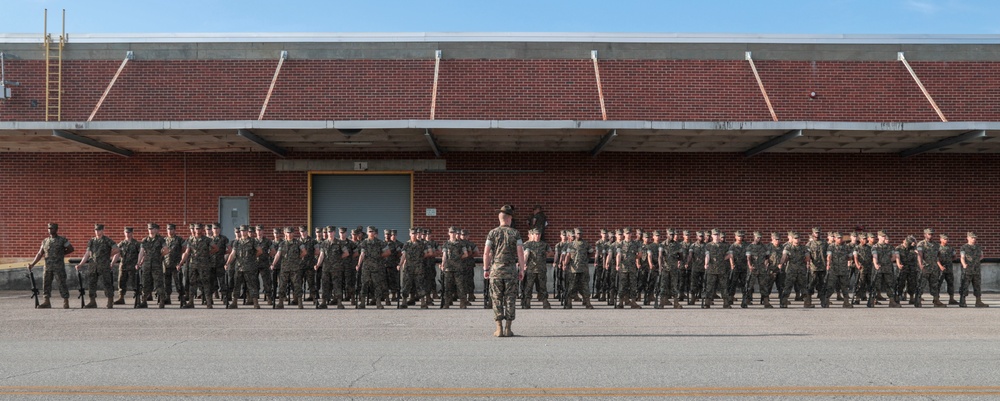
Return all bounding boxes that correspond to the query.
[310,174,412,241]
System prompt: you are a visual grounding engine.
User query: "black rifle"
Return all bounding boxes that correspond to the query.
[270,268,279,309]
[355,268,364,309]
[27,270,40,308]
[653,269,662,308]
[133,266,141,308]
[867,264,878,308]
[76,269,86,308]
[741,268,754,308]
[913,265,925,307]
[958,266,968,306]
[485,274,494,309]
[178,264,189,308]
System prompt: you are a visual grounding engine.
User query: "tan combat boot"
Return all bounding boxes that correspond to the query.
[933,295,946,308]
[654,296,666,309]
[113,293,126,305]
[843,298,853,308]
[673,297,683,309]
[504,320,513,337]
[583,299,594,309]
[763,297,773,308]
[107,297,114,309]
[229,297,239,309]
[803,295,815,308]
[629,298,642,309]
[84,296,98,309]
[206,297,213,309]
[297,296,305,309]
[459,299,468,309]
[252,297,260,309]
[276,297,285,309]
[542,299,551,309]
[494,321,503,337]
[889,297,901,308]
[420,296,429,309]
[37,296,51,309]
[62,298,70,309]
[975,296,989,307]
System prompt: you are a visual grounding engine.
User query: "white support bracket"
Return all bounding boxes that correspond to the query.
[87,51,133,122]
[746,51,779,122]
[258,50,288,120]
[898,52,948,122]
[591,50,608,121]
[429,50,442,120]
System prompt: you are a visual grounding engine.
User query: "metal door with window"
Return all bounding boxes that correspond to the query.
[219,197,249,240]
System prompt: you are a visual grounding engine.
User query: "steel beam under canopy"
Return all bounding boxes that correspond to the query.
[237,129,286,157]
[51,129,134,157]
[744,129,803,157]
[590,129,617,157]
[899,130,986,157]
[424,129,444,157]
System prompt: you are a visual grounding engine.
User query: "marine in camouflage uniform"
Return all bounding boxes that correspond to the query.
[297,226,318,304]
[852,233,876,305]
[484,205,525,337]
[894,236,919,305]
[441,227,470,308]
[727,231,749,306]
[677,231,692,302]
[344,228,362,305]
[553,231,568,304]
[644,231,662,305]
[562,228,592,309]
[399,228,429,308]
[383,229,402,303]
[765,233,784,305]
[603,230,622,305]
[163,224,185,304]
[253,226,274,304]
[916,228,946,307]
[75,224,118,308]
[687,232,706,306]
[937,234,959,305]
[616,228,643,309]
[702,229,731,309]
[824,232,853,308]
[422,229,440,301]
[271,227,306,309]
[522,229,550,309]
[657,229,684,308]
[778,231,810,308]
[805,228,828,307]
[207,224,230,303]
[959,232,988,308]
[357,226,391,309]
[177,224,217,308]
[745,231,772,308]
[136,223,166,308]
[316,227,345,308]
[591,230,608,301]
[112,227,141,305]
[871,231,901,308]
[28,223,74,309]
[225,225,262,309]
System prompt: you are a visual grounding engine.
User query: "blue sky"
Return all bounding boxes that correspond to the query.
[2,0,998,35]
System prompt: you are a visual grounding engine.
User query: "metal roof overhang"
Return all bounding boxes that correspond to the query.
[0,120,996,155]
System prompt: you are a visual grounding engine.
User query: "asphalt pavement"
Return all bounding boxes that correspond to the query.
[0,291,999,400]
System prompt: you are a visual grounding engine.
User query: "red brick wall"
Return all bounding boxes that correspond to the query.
[3,151,997,258]
[6,58,999,122]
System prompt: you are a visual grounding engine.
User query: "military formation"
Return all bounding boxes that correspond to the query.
[24,221,991,311]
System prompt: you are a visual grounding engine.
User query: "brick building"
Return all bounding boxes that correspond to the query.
[1,33,998,259]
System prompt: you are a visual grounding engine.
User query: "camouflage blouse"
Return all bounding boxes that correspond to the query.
[826,243,851,275]
[523,240,548,273]
[485,226,522,279]
[87,236,118,268]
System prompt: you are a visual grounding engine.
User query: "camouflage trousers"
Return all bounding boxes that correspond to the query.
[422,261,437,294]
[320,265,345,302]
[523,270,548,300]
[752,271,775,298]
[42,262,70,299]
[490,277,518,321]
[400,265,426,300]
[704,272,729,303]
[300,267,317,299]
[918,267,942,298]
[187,264,201,296]
[163,263,181,298]
[233,269,260,301]
[960,268,982,298]
[591,267,604,297]
[442,270,468,303]
[139,264,165,300]
[117,264,137,296]
[896,266,918,299]
[689,270,706,300]
[807,270,826,297]
[824,272,850,300]
[874,269,898,299]
[88,264,115,298]
[277,268,303,302]
[257,264,273,298]
[566,270,591,301]
[190,264,214,303]
[617,271,639,303]
[657,268,676,298]
[855,265,873,298]
[728,267,748,298]
[463,264,476,298]
[938,265,956,297]
[781,267,809,301]
[360,264,388,302]
[386,264,401,293]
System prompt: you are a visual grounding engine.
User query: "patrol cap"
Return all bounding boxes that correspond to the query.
[423,228,431,234]
[812,227,822,234]
[124,227,134,233]
[850,232,859,237]
[787,231,799,238]
[284,227,294,233]
[695,231,704,237]
[924,228,934,234]
[273,227,281,233]
[315,226,322,231]
[47,223,58,229]
[391,229,399,235]
[667,229,677,236]
[325,225,334,232]
[906,235,916,243]
[641,232,650,239]
[623,227,632,234]
[498,205,515,216]
[239,225,250,231]
[753,231,762,238]
[827,231,834,238]
[573,228,582,234]
[711,229,720,236]
[206,223,216,229]
[367,225,377,233]
[340,227,348,233]
[298,225,308,231]
[877,230,888,237]
[214,223,223,229]
[167,224,177,230]
[189,223,196,229]
[866,233,875,239]
[940,233,949,239]
[458,229,466,235]
[652,230,661,236]
[734,230,745,237]
[967,231,977,238]
[599,229,607,234]
[832,231,841,237]
[321,227,329,233]
[614,229,623,235]
[254,224,264,230]
[528,228,539,235]
[448,226,458,234]
[147,223,159,230]
[94,224,105,231]
[770,232,780,238]
[682,230,690,235]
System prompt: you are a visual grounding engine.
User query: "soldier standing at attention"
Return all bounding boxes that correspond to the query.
[846,233,860,302]
[824,232,852,308]
[778,231,810,308]
[687,232,706,306]
[895,236,919,306]
[592,230,608,302]
[110,227,140,305]
[528,205,548,241]
[270,227,306,309]
[206,224,228,302]
[357,226,391,309]
[459,229,479,304]
[225,225,262,309]
[422,229,440,302]
[162,224,184,305]
[75,224,118,309]
[916,228,946,307]
[522,228,551,309]
[766,232,785,306]
[960,232,987,308]
[398,228,428,308]
[805,228,828,307]
[852,233,875,306]
[135,223,165,308]
[871,231,901,308]
[483,205,526,337]
[746,231,771,308]
[644,231,663,305]
[28,223,74,309]
[297,226,318,305]
[938,234,959,305]
[383,229,401,304]
[614,228,643,309]
[677,231,692,303]
[562,228,593,309]
[657,229,684,309]
[440,227,470,308]
[553,230,568,303]
[702,229,730,309]
[176,224,218,308]
[253,225,274,305]
[315,227,342,309]
[727,231,748,306]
